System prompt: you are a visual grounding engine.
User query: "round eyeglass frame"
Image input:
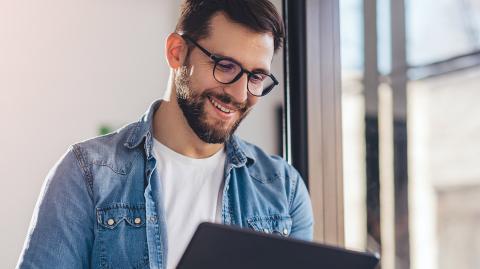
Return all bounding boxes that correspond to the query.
[181,34,279,97]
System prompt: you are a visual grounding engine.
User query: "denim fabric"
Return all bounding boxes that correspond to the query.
[17,100,314,269]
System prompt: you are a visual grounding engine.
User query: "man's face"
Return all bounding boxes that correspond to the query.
[175,13,275,144]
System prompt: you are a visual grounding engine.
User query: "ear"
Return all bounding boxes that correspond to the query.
[165,33,188,69]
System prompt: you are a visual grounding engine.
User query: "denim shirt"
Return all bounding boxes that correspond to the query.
[17,100,314,269]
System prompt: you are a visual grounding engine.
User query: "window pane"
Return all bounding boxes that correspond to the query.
[407,0,480,65]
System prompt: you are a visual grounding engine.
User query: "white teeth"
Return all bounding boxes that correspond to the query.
[209,97,234,113]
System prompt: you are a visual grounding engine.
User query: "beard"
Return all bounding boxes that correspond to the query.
[175,66,251,144]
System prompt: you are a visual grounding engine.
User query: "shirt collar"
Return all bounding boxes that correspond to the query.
[124,99,255,166]
[225,134,256,167]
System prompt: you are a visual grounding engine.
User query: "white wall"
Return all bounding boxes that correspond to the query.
[0,0,283,268]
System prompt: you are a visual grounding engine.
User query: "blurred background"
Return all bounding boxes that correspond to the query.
[341,0,480,268]
[1,0,479,268]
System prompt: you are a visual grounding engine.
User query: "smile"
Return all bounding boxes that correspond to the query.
[208,96,235,114]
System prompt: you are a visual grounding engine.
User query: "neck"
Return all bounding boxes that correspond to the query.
[153,75,224,159]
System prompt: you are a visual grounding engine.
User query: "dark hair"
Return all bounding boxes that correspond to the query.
[175,0,285,52]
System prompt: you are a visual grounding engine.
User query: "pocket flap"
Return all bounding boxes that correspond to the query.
[247,215,292,236]
[96,204,146,229]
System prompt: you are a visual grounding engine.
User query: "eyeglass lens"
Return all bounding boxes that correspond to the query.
[213,59,275,96]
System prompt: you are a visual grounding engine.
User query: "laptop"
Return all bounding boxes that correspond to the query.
[176,222,380,269]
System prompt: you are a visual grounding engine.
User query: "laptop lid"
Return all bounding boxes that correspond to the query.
[177,222,380,269]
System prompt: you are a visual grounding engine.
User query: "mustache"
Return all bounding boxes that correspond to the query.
[202,91,248,111]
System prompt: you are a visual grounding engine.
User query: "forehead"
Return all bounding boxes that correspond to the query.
[199,12,275,71]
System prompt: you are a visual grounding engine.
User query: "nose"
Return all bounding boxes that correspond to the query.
[223,73,249,104]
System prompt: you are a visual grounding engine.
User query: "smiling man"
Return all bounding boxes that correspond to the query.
[17,1,313,269]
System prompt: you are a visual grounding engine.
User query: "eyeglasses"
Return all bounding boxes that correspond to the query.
[181,34,279,97]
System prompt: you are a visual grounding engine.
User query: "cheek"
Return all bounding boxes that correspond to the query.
[188,66,220,92]
[247,96,259,107]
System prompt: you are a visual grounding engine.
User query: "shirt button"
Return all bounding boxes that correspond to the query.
[263,228,269,233]
[134,217,142,224]
[107,219,115,226]
[148,216,157,223]
[283,228,289,235]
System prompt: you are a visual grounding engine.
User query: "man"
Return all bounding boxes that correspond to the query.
[17,0,313,268]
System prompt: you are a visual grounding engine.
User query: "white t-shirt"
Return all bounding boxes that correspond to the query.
[152,138,226,269]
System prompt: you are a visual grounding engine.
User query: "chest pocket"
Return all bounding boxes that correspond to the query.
[96,204,149,269]
[247,215,292,237]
